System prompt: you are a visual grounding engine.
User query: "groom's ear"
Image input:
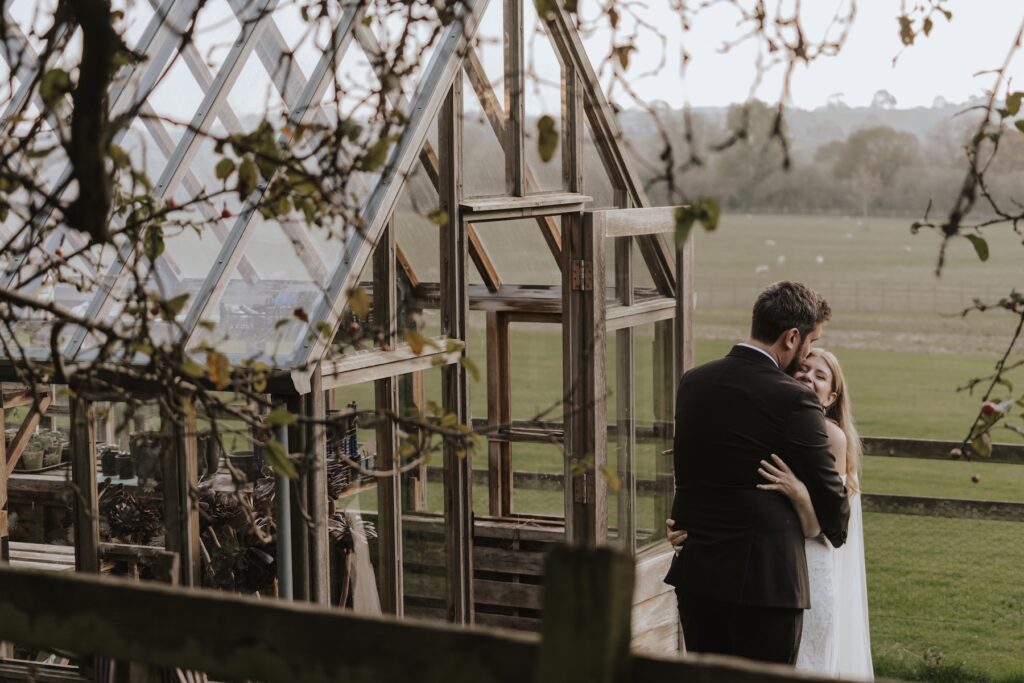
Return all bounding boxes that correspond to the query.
[782,328,801,350]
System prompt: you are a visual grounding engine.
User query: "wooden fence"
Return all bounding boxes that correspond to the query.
[0,546,855,683]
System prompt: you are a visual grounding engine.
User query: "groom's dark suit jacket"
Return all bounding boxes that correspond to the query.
[664,344,850,609]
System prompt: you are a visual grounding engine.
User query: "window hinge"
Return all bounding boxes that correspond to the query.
[570,260,592,291]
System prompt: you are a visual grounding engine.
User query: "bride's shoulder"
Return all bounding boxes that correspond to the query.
[824,419,847,459]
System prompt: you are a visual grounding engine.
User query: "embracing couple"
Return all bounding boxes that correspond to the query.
[665,281,873,679]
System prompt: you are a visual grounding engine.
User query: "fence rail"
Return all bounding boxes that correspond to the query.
[0,547,847,683]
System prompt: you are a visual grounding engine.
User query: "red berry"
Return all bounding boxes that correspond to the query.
[221,207,232,219]
[971,474,981,484]
[981,402,999,416]
[54,248,63,257]
[949,447,962,460]
[166,199,176,209]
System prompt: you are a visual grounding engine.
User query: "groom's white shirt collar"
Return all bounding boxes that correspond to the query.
[736,342,779,367]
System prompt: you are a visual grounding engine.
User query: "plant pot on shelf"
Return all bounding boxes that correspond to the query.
[226,451,257,482]
[129,431,162,484]
[42,444,61,468]
[115,453,134,479]
[20,447,43,471]
[100,447,119,476]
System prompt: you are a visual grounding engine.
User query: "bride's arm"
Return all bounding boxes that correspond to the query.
[758,454,822,538]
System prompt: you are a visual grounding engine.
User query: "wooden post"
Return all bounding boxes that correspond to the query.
[70,397,100,573]
[534,546,634,683]
[287,365,331,604]
[375,220,404,616]
[160,398,201,587]
[0,401,6,565]
[439,78,474,624]
[562,211,607,546]
[399,372,427,511]
[306,365,330,605]
[614,237,636,556]
[562,62,584,195]
[486,312,512,517]
[504,0,524,196]
[653,320,675,537]
[287,393,312,603]
[675,225,694,378]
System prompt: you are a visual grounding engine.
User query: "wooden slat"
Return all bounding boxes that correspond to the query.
[599,207,680,238]
[614,235,636,556]
[160,400,201,587]
[460,191,592,221]
[605,297,675,332]
[562,211,607,545]
[0,563,538,683]
[862,436,1024,464]
[70,398,99,573]
[504,0,525,196]
[307,365,331,604]
[486,313,512,516]
[374,222,404,616]
[0,660,87,682]
[861,493,1024,521]
[320,340,462,390]
[439,77,475,624]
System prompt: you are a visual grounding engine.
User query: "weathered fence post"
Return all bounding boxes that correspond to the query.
[534,545,634,683]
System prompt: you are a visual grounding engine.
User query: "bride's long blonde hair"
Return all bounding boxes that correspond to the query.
[809,348,863,492]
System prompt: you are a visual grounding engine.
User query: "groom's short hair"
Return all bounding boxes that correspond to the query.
[750,281,831,344]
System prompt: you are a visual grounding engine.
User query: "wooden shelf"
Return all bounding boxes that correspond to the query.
[460,192,592,222]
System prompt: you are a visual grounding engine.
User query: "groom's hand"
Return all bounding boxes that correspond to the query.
[666,519,688,555]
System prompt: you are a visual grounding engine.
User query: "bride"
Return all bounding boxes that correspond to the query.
[757,349,873,679]
[668,348,873,679]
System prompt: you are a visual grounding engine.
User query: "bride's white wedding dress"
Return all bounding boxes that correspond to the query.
[796,478,874,680]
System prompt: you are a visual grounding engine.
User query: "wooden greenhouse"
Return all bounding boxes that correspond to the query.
[0,0,693,658]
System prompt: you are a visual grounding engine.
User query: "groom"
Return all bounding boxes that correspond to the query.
[664,281,850,664]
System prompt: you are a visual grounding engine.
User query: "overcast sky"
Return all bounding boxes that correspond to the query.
[589,1,1024,110]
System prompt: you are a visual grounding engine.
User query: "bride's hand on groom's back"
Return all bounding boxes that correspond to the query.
[666,519,687,554]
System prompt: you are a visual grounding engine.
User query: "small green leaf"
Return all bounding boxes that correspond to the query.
[237,157,258,196]
[266,407,295,427]
[359,137,395,172]
[1015,120,1024,135]
[964,234,989,262]
[143,225,165,261]
[264,438,298,479]
[674,206,697,247]
[923,17,933,36]
[428,208,448,226]
[164,292,190,317]
[40,69,72,108]
[181,358,206,379]
[215,158,236,181]
[537,115,558,163]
